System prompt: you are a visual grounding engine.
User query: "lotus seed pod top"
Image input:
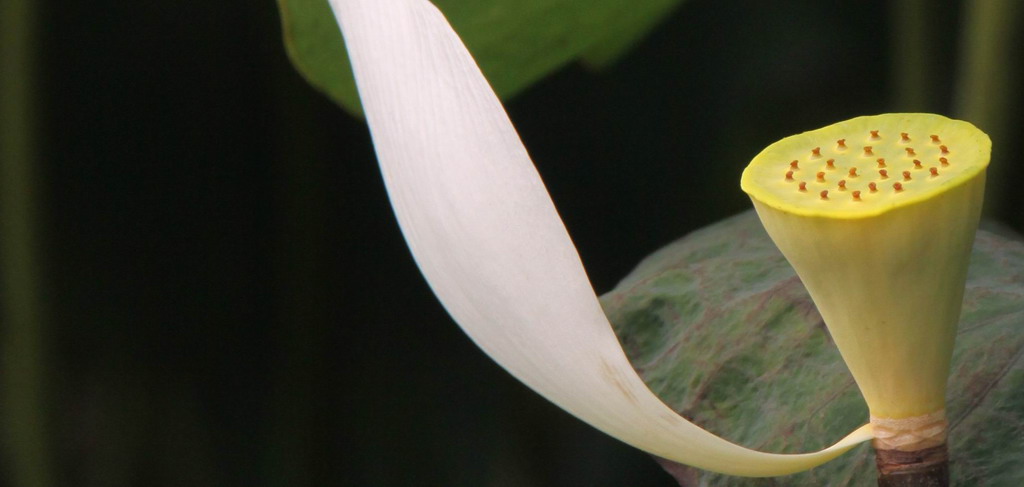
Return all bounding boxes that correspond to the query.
[742,114,990,451]
[742,114,989,218]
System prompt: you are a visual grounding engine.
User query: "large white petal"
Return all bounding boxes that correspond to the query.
[328,0,871,476]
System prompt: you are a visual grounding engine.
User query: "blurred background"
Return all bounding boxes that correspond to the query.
[1,0,1022,485]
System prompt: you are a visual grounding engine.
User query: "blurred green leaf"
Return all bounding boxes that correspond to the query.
[277,0,685,116]
[601,211,1024,485]
[580,0,679,69]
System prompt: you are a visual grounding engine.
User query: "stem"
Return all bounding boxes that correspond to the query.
[267,99,324,487]
[952,0,1023,216]
[265,11,330,481]
[875,444,949,487]
[0,0,53,486]
[888,0,937,112]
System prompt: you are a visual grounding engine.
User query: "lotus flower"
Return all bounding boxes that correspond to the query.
[327,0,874,476]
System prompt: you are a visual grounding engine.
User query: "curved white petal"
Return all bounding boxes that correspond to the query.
[329,0,871,476]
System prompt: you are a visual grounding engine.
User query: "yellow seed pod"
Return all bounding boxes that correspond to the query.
[742,114,990,450]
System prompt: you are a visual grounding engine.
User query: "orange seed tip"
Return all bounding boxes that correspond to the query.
[903,171,912,181]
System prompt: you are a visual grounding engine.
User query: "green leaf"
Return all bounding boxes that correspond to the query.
[277,0,686,116]
[601,211,1024,485]
[579,0,680,69]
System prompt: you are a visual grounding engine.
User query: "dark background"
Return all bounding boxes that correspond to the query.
[4,0,1023,485]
